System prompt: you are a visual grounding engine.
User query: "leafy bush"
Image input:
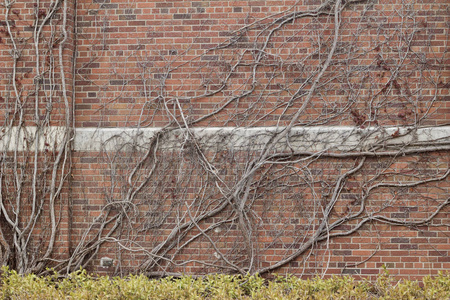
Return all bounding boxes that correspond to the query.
[0,267,448,299]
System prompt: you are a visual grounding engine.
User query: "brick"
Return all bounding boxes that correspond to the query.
[342,269,361,275]
[391,237,410,243]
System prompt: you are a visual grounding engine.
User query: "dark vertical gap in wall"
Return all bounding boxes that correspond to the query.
[68,0,79,257]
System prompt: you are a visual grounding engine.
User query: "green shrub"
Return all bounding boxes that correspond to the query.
[0,266,448,299]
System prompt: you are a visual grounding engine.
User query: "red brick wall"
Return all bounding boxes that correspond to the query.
[70,0,448,279]
[0,0,76,271]
[73,0,449,128]
[69,149,449,280]
[1,0,448,279]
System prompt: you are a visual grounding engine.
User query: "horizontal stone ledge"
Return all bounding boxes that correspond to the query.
[1,126,449,153]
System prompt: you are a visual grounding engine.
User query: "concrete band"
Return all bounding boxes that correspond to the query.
[1,126,449,152]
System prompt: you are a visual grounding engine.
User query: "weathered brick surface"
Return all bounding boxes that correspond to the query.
[68,149,449,279]
[0,0,448,279]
